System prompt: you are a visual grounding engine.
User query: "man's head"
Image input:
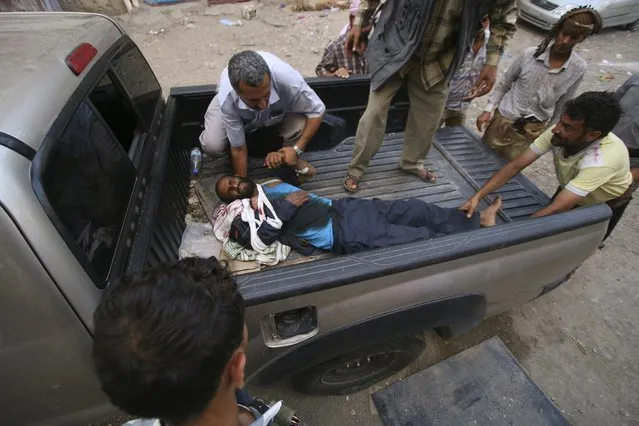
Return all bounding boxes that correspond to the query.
[534,7,602,58]
[551,91,622,151]
[92,257,247,425]
[228,50,272,111]
[215,175,257,203]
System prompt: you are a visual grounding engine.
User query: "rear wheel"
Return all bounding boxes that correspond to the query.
[629,19,639,32]
[290,335,425,395]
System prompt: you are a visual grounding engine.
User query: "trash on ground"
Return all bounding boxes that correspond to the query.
[600,73,615,81]
[291,0,349,11]
[179,222,222,260]
[242,4,258,20]
[220,18,243,26]
[147,28,165,35]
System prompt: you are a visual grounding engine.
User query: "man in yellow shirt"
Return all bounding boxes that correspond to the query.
[461,91,632,239]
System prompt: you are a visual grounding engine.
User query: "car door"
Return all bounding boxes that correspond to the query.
[601,0,638,27]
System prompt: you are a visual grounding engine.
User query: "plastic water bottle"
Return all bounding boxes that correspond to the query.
[190,147,202,176]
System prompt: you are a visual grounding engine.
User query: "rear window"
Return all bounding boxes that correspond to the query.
[40,101,136,282]
[34,40,161,287]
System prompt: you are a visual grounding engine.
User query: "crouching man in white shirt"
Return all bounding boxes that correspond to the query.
[200,50,325,180]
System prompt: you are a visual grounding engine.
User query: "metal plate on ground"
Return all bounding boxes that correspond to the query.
[372,337,569,426]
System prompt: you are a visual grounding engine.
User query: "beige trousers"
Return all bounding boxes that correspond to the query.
[199,95,306,155]
[440,108,467,128]
[347,67,450,178]
[483,111,548,161]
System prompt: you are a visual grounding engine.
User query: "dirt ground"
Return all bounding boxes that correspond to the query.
[119,3,639,425]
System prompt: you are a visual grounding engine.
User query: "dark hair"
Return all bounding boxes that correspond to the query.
[534,6,602,58]
[564,91,622,136]
[228,51,271,92]
[215,175,235,203]
[92,257,244,425]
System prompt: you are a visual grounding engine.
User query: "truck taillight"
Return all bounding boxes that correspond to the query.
[65,43,97,76]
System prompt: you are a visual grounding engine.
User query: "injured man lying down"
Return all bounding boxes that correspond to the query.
[213,176,503,260]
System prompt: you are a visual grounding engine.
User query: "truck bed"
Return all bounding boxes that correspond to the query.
[155,82,615,309]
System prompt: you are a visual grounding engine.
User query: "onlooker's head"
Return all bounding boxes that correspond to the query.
[92,257,247,425]
[228,50,272,111]
[551,91,622,150]
[535,7,602,57]
[215,175,258,203]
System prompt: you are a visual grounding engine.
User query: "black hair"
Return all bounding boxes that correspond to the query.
[92,257,244,425]
[564,91,622,136]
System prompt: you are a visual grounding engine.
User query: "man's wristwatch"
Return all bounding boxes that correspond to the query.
[293,144,303,157]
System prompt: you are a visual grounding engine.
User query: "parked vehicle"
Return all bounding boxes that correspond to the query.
[516,0,639,31]
[0,12,611,426]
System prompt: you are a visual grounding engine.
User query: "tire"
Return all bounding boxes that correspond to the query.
[290,335,425,395]
[629,19,639,32]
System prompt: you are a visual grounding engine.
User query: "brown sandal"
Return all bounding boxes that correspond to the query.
[343,174,360,193]
[420,169,437,183]
[410,168,437,183]
[295,160,317,183]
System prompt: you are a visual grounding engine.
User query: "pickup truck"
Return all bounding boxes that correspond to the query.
[0,12,611,426]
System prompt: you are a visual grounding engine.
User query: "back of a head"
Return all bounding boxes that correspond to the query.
[564,91,622,136]
[228,50,271,92]
[92,257,244,424]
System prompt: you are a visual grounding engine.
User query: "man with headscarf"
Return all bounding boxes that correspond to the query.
[315,0,369,78]
[477,7,602,160]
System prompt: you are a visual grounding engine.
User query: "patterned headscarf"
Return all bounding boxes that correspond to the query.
[534,6,603,58]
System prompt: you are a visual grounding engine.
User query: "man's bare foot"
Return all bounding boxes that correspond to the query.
[479,196,503,227]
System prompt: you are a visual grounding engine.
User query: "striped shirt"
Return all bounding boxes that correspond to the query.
[486,45,586,124]
[315,34,368,77]
[445,29,489,112]
[355,0,517,88]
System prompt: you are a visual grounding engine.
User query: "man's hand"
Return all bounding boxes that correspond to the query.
[472,64,497,98]
[265,151,285,169]
[476,111,493,132]
[334,67,350,79]
[279,146,298,166]
[459,194,481,218]
[285,191,310,207]
[345,24,364,59]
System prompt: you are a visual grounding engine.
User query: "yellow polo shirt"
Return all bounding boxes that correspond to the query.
[530,129,633,206]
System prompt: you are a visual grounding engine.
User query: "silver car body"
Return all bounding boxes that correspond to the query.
[517,0,639,31]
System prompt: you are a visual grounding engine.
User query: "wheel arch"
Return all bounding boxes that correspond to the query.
[250,293,486,385]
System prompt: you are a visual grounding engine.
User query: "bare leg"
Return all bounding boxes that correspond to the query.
[479,196,503,227]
